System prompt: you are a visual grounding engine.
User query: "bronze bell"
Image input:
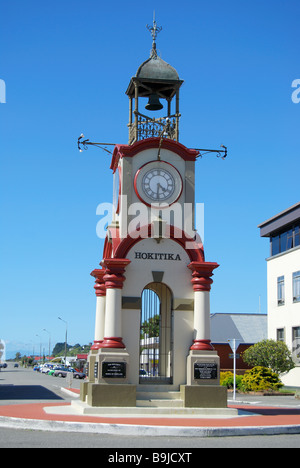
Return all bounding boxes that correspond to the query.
[145,94,163,111]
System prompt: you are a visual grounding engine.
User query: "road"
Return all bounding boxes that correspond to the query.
[0,365,80,405]
[1,426,300,448]
[0,365,300,448]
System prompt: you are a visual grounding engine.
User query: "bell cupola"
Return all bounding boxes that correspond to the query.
[126,17,184,145]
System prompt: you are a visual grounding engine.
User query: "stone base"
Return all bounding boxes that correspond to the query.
[86,350,97,383]
[87,347,130,384]
[180,385,227,408]
[84,383,136,407]
[187,350,221,386]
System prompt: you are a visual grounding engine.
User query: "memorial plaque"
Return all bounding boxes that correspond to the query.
[194,362,218,380]
[102,361,126,378]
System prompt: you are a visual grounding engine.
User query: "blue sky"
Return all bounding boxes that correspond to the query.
[0,0,299,358]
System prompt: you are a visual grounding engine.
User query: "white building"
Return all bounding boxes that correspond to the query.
[258,202,300,387]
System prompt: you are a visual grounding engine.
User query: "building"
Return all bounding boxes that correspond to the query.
[258,202,300,387]
[211,313,267,372]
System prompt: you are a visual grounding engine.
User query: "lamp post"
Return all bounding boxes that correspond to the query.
[43,329,51,361]
[35,334,42,363]
[58,317,68,366]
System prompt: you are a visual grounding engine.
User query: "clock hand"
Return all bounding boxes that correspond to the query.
[157,182,166,194]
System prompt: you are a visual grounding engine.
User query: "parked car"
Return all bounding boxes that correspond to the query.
[48,365,63,376]
[53,367,86,379]
[41,365,53,374]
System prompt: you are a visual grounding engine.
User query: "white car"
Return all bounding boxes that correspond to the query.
[41,365,53,374]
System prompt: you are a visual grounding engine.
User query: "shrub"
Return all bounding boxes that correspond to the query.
[242,340,295,375]
[220,371,243,390]
[240,366,283,392]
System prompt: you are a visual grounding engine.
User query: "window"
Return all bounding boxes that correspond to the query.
[295,226,300,248]
[271,235,280,256]
[287,229,294,250]
[293,271,300,303]
[292,327,300,365]
[277,276,285,306]
[280,231,288,252]
[277,328,285,342]
[270,223,300,256]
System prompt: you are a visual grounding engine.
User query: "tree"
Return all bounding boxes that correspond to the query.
[141,314,160,338]
[52,342,71,356]
[242,339,295,375]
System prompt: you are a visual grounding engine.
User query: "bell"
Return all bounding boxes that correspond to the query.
[145,94,163,111]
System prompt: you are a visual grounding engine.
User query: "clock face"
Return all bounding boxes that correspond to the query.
[134,161,183,206]
[142,168,175,201]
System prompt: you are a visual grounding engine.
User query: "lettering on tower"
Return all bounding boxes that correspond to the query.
[135,251,182,261]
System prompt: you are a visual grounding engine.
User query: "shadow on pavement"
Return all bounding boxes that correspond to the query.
[0,385,64,401]
[240,406,300,416]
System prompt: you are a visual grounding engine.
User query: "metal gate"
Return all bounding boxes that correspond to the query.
[139,283,173,384]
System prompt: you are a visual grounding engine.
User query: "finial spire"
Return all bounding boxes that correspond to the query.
[146,11,162,58]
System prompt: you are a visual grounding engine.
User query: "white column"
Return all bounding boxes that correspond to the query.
[188,261,219,351]
[94,295,106,342]
[104,288,122,338]
[90,269,106,350]
[194,290,211,342]
[100,258,131,349]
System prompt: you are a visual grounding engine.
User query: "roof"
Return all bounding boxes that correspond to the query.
[211,313,267,344]
[258,202,300,237]
[136,55,180,81]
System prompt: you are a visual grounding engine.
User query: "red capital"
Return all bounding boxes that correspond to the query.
[188,262,219,292]
[102,258,131,289]
[90,269,106,296]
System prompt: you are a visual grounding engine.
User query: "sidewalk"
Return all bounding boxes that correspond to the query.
[0,387,300,437]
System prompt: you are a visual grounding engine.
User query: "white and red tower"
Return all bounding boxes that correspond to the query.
[82,20,227,409]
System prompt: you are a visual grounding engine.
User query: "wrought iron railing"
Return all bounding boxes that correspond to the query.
[129,111,179,145]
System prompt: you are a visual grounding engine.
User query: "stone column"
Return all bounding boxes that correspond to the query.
[184,261,226,405]
[90,269,106,350]
[188,262,219,351]
[100,258,131,349]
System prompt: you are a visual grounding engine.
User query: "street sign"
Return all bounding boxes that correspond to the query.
[228,339,242,401]
[228,339,241,353]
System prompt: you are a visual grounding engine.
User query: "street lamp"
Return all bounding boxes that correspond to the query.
[42,329,51,361]
[35,334,42,363]
[58,317,68,365]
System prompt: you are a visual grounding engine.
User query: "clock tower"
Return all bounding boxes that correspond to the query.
[82,19,227,410]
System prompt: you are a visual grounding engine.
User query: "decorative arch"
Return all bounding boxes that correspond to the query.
[113,224,205,262]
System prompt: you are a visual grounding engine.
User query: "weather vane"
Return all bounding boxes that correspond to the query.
[146,12,162,57]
